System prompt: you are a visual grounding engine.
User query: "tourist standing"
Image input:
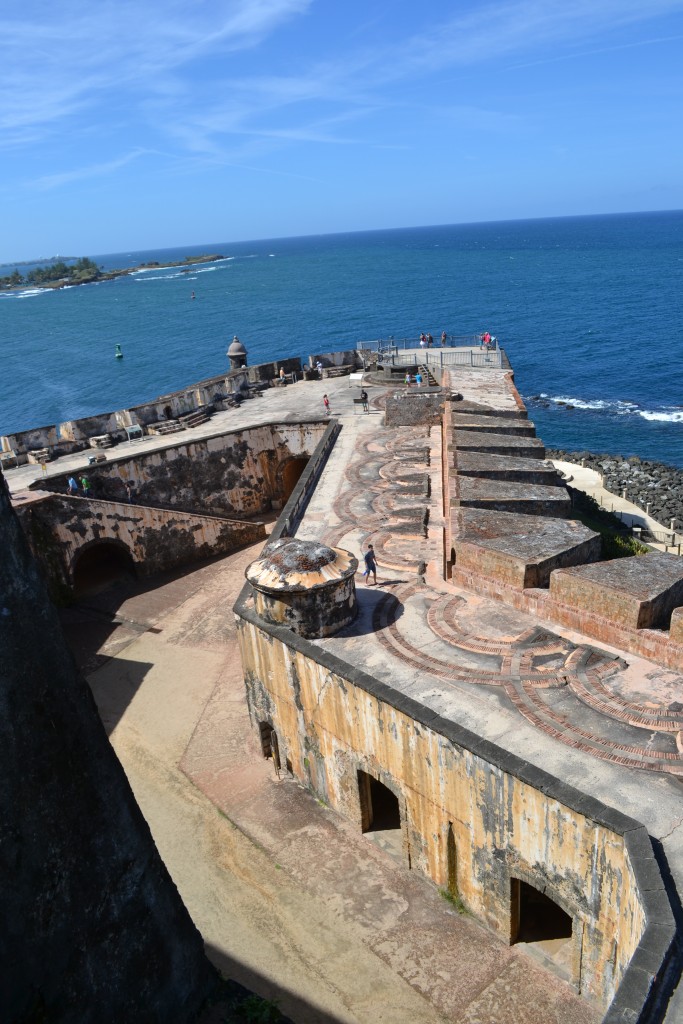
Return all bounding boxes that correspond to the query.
[361,389,369,412]
[80,476,91,497]
[415,372,423,387]
[362,544,378,585]
[67,476,79,495]
[441,331,447,346]
[323,394,330,415]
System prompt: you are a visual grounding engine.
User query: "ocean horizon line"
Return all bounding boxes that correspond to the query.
[2,206,682,270]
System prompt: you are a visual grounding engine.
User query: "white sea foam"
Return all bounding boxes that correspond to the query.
[530,392,683,425]
[639,410,683,423]
[544,394,638,412]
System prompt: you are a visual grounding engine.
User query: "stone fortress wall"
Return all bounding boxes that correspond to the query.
[5,344,683,1020]
[235,358,682,1023]
[237,610,656,1014]
[1,356,304,464]
[15,419,328,595]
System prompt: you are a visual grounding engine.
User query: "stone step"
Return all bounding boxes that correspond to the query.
[454,451,564,486]
[454,477,571,518]
[178,409,211,428]
[452,412,537,436]
[147,420,185,436]
[453,430,546,460]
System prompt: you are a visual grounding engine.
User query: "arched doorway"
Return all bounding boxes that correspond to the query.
[357,769,403,861]
[511,878,574,980]
[72,541,136,598]
[259,722,281,771]
[281,458,308,502]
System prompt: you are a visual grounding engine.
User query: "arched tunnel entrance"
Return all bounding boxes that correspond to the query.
[72,541,137,598]
[281,458,308,502]
[511,878,574,981]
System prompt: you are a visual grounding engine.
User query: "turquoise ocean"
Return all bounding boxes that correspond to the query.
[1,210,682,464]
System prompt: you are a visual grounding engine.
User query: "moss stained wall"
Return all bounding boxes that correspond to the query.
[41,422,327,518]
[17,496,265,584]
[237,615,649,1014]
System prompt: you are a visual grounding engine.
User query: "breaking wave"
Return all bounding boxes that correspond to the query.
[527,393,683,424]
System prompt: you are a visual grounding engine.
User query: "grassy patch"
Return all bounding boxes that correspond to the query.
[440,888,468,914]
[568,488,650,559]
[233,995,283,1024]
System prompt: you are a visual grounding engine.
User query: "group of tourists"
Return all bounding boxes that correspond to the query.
[67,475,90,497]
[404,371,423,386]
[419,331,449,347]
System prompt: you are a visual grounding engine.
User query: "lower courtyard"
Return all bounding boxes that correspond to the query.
[62,538,598,1024]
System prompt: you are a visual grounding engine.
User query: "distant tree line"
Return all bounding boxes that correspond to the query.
[0,257,101,290]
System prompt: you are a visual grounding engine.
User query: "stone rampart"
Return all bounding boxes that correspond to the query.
[235,603,675,1021]
[1,357,304,462]
[16,494,265,591]
[36,420,327,518]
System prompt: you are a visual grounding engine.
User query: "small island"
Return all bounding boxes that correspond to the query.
[0,254,227,292]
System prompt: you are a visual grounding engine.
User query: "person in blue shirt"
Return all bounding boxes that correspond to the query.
[363,544,378,585]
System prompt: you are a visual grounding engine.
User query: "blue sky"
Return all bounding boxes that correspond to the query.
[2,0,683,261]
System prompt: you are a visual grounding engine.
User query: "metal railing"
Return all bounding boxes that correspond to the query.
[387,349,502,369]
[357,333,497,353]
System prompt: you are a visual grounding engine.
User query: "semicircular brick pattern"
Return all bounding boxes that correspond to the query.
[374,585,683,774]
[322,420,683,775]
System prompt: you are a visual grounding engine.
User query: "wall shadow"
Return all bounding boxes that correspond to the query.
[204,942,347,1024]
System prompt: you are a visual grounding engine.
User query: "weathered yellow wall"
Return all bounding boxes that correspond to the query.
[238,617,646,1012]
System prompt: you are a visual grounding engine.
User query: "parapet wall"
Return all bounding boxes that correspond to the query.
[16,494,265,592]
[37,421,328,518]
[235,603,674,1020]
[1,357,303,462]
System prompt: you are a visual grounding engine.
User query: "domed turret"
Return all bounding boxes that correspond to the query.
[227,335,247,370]
[245,537,358,638]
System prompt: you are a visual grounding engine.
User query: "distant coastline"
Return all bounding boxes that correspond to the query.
[0,253,227,293]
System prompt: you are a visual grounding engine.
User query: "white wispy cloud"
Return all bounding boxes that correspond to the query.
[2,0,682,175]
[0,1,311,134]
[29,149,150,190]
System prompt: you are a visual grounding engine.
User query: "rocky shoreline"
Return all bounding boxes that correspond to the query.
[1,253,226,292]
[547,448,683,526]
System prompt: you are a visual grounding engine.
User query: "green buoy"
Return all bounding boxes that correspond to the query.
[115,344,123,359]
